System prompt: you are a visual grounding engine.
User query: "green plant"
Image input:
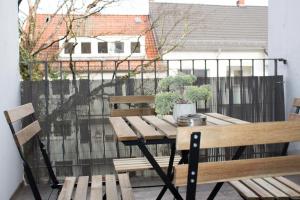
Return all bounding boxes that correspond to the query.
[155,73,211,115]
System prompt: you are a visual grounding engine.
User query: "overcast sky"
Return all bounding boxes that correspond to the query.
[19,0,268,17]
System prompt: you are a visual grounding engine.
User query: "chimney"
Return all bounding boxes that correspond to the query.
[237,0,245,7]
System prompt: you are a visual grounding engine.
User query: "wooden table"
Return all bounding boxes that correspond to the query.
[109,113,249,200]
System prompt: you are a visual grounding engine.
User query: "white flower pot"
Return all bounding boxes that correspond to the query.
[173,103,196,121]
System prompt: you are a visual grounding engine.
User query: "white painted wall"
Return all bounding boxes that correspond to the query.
[163,51,267,76]
[0,0,23,198]
[268,0,300,153]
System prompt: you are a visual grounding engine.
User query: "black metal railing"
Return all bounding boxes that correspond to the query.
[20,58,286,182]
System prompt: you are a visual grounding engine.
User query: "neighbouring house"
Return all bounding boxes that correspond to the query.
[33,14,164,79]
[150,1,268,77]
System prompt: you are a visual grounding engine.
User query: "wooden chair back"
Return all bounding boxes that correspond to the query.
[109,95,155,117]
[4,103,59,199]
[175,121,300,199]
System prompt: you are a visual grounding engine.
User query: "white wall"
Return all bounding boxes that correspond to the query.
[0,0,23,198]
[268,0,300,153]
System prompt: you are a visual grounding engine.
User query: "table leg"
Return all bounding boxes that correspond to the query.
[137,141,183,200]
[207,146,246,200]
[157,150,189,199]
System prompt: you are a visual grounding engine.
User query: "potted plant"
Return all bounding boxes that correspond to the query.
[155,73,211,120]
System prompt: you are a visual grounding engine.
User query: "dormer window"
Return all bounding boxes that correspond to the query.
[98,42,108,53]
[114,41,124,53]
[81,42,91,54]
[64,42,75,54]
[131,42,140,53]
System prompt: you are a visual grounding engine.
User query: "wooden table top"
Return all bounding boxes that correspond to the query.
[109,113,249,142]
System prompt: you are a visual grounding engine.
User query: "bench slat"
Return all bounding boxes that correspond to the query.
[142,116,177,138]
[109,95,155,104]
[205,113,250,124]
[74,176,89,200]
[229,180,259,199]
[114,156,181,172]
[162,115,177,126]
[109,117,138,141]
[118,173,135,200]
[16,120,41,145]
[264,177,300,198]
[90,175,102,200]
[252,178,289,199]
[240,179,275,199]
[105,175,118,200]
[58,177,76,200]
[111,108,155,117]
[126,116,164,140]
[275,177,300,193]
[174,155,300,186]
[177,121,300,150]
[289,113,300,121]
[4,103,35,123]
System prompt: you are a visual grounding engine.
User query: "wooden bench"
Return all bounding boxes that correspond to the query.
[175,120,300,200]
[110,116,181,173]
[109,95,155,117]
[4,103,135,200]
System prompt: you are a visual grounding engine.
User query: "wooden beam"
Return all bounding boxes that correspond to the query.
[176,121,300,150]
[174,155,300,186]
[4,103,34,123]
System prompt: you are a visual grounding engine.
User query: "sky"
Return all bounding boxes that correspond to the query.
[19,0,268,17]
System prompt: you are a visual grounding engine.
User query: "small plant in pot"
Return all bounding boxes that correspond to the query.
[155,73,211,120]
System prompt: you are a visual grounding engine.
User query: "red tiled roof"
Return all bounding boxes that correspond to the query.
[33,14,160,70]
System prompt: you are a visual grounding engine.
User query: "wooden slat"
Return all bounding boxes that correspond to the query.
[275,177,300,193]
[293,98,300,107]
[118,173,135,200]
[176,121,300,150]
[264,177,300,198]
[109,95,155,104]
[205,113,250,124]
[202,114,233,125]
[74,176,89,200]
[162,115,177,126]
[126,116,164,140]
[4,103,35,123]
[111,108,155,117]
[289,113,300,121]
[142,116,177,138]
[109,117,138,141]
[90,175,102,200]
[240,179,274,199]
[105,175,118,200]
[16,120,41,145]
[113,156,181,172]
[174,155,300,186]
[229,181,259,199]
[58,177,76,200]
[252,178,289,199]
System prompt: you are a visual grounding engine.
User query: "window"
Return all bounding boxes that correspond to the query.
[98,42,108,53]
[81,42,91,54]
[114,41,124,53]
[53,121,71,137]
[64,42,74,54]
[131,42,140,53]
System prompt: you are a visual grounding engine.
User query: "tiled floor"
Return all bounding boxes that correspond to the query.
[12,176,300,200]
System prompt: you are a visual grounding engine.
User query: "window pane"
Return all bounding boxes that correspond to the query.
[64,42,74,54]
[81,42,91,54]
[98,42,108,53]
[114,42,124,53]
[131,42,140,53]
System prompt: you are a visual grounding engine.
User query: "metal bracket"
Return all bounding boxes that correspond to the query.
[186,132,201,200]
